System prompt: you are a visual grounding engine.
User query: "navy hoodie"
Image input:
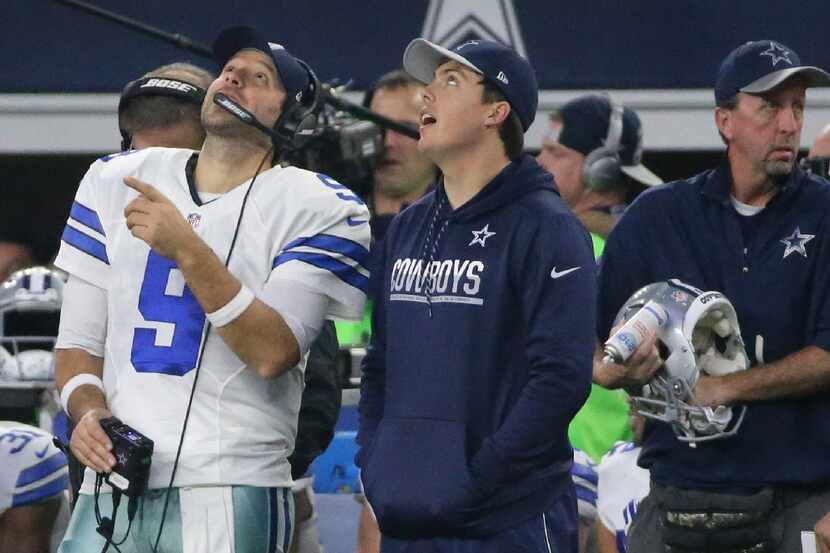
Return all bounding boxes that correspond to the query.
[357,155,596,538]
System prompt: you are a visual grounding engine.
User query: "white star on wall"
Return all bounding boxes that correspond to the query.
[469,224,496,247]
[780,227,815,259]
[421,0,527,58]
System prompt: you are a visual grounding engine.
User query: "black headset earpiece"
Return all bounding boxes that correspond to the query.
[582,97,624,192]
[117,76,207,151]
[272,60,321,150]
[800,156,830,179]
[362,79,378,109]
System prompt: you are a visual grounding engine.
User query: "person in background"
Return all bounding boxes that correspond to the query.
[808,123,830,158]
[536,94,662,464]
[595,406,649,553]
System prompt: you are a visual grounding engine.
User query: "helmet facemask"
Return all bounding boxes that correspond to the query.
[0,267,65,382]
[615,280,749,446]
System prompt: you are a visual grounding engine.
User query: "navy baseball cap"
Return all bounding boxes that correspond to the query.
[212,26,310,104]
[402,38,538,131]
[554,95,662,187]
[715,40,830,104]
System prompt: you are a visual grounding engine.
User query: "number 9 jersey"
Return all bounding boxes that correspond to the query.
[54,147,371,490]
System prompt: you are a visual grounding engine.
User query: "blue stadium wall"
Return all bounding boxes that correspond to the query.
[7,0,829,93]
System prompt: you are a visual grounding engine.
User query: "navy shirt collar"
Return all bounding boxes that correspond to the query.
[700,157,802,209]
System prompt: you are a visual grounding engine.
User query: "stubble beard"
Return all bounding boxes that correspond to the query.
[764,158,794,179]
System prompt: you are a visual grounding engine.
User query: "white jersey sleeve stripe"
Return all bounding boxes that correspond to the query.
[60,225,110,264]
[279,234,370,270]
[273,251,369,293]
[12,472,69,507]
[15,451,68,487]
[68,201,106,236]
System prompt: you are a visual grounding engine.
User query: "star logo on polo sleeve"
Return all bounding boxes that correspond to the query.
[780,226,815,259]
[760,42,793,67]
[469,224,496,247]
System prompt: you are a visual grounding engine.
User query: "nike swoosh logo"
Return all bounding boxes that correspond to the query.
[550,266,581,279]
[35,444,50,458]
[347,216,368,226]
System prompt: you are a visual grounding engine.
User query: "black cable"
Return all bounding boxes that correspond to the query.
[152,147,273,552]
[94,473,124,553]
[52,0,212,56]
[54,0,419,141]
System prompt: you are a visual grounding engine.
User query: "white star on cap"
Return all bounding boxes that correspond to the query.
[469,224,496,247]
[780,227,815,259]
[760,41,793,67]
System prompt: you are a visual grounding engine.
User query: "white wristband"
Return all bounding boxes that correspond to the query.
[207,285,255,327]
[60,373,105,418]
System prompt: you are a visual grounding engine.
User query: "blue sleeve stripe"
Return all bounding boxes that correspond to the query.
[272,251,368,293]
[280,234,369,270]
[61,225,110,265]
[12,473,68,507]
[575,485,598,506]
[69,201,105,236]
[16,451,68,487]
[282,488,292,553]
[571,463,598,486]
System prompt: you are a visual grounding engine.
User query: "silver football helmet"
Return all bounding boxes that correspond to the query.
[613,279,748,445]
[0,267,65,381]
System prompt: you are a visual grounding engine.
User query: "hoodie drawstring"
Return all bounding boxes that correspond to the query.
[418,194,449,318]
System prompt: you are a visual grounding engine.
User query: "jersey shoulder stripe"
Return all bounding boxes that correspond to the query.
[69,201,106,236]
[273,251,368,293]
[575,483,598,505]
[60,225,109,264]
[280,234,370,270]
[572,461,598,487]
[12,473,69,507]
[16,451,67,488]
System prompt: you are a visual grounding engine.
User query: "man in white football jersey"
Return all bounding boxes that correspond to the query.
[571,447,598,553]
[0,421,69,553]
[596,411,649,553]
[53,25,370,553]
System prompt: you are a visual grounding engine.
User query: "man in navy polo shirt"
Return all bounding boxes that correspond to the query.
[595,40,830,552]
[358,38,595,552]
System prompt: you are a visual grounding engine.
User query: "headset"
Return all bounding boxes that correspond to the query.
[118,76,206,151]
[271,59,321,150]
[582,97,625,192]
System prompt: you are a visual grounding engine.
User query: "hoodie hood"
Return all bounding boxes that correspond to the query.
[437,154,559,222]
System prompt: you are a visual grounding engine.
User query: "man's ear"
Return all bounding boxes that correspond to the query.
[485,101,511,128]
[715,106,733,142]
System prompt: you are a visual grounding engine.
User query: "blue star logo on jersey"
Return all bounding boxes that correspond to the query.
[760,41,793,67]
[469,224,496,247]
[780,227,815,259]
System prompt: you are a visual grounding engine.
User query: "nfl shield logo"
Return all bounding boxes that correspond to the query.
[187,213,201,228]
[671,290,689,304]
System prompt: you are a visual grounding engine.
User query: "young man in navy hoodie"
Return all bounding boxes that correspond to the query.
[357,38,596,553]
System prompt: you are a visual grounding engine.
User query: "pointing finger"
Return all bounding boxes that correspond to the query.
[124,176,169,204]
